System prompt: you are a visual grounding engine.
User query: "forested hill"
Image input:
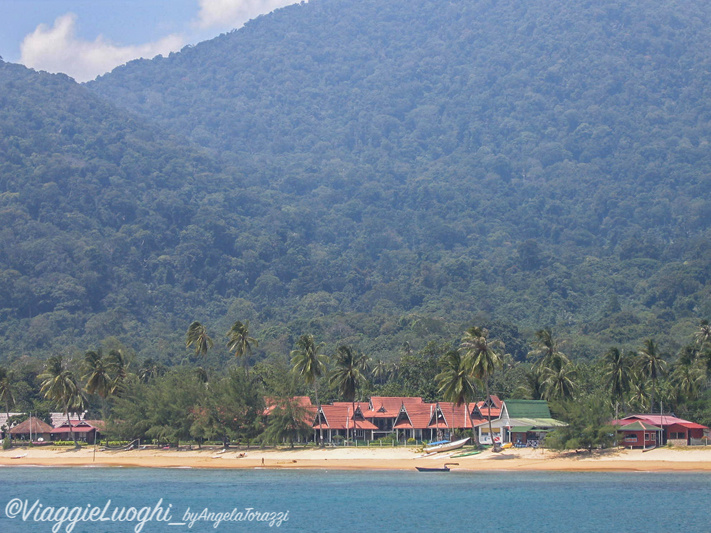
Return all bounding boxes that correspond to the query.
[2,0,711,364]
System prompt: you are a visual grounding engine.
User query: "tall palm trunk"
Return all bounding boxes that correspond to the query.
[314,380,323,446]
[485,381,498,452]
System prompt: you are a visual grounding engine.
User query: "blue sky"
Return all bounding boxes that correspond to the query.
[0,0,297,82]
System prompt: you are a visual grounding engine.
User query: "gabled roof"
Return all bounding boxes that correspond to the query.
[9,416,54,435]
[503,400,552,419]
[437,402,475,429]
[394,404,432,429]
[314,404,378,431]
[617,421,663,432]
[367,397,424,416]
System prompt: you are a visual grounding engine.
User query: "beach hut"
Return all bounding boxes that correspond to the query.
[9,416,53,442]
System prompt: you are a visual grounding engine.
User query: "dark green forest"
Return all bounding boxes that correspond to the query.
[2,0,711,378]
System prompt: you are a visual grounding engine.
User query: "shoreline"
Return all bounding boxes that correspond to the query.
[3,446,711,472]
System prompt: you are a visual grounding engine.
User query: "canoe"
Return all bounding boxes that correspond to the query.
[451,449,482,458]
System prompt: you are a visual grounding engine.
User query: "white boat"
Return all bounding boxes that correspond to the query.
[423,437,470,453]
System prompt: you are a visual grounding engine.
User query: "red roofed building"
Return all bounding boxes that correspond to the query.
[51,420,104,444]
[313,404,379,442]
[612,414,709,446]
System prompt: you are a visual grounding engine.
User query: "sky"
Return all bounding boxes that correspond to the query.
[0,0,298,82]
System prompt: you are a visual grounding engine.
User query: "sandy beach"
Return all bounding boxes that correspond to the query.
[3,445,711,472]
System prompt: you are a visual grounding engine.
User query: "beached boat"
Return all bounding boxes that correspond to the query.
[451,449,482,458]
[423,437,470,453]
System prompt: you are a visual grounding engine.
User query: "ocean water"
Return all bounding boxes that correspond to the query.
[1,467,710,532]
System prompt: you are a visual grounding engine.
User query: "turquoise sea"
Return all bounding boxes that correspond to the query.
[1,468,710,532]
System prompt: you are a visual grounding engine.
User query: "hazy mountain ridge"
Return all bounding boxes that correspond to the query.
[1,0,711,363]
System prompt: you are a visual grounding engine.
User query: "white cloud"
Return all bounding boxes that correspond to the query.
[20,14,184,82]
[195,0,298,30]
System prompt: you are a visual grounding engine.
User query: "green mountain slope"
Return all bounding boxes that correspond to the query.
[2,0,711,363]
[87,0,711,351]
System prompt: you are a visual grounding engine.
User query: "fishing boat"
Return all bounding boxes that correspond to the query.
[416,462,459,472]
[423,437,470,453]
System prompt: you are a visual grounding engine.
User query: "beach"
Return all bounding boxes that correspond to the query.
[3,445,711,472]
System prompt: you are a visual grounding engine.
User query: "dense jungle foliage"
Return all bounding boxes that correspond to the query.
[1,0,711,384]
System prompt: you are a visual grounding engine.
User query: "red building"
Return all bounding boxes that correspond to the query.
[612,414,708,447]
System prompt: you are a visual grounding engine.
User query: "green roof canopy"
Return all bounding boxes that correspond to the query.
[504,400,553,419]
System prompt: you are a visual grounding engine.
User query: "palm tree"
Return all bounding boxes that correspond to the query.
[671,347,705,403]
[628,376,650,413]
[262,397,313,448]
[602,347,633,418]
[636,339,667,413]
[227,320,258,373]
[106,350,131,396]
[82,349,112,399]
[542,358,577,402]
[436,350,477,442]
[694,320,711,347]
[528,328,569,369]
[186,321,213,358]
[371,359,388,385]
[138,358,166,383]
[519,367,546,400]
[329,345,368,444]
[39,356,86,447]
[291,334,328,445]
[0,366,16,419]
[460,327,503,450]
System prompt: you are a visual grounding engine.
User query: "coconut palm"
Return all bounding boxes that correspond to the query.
[329,345,368,443]
[0,366,16,419]
[82,349,113,398]
[460,327,503,450]
[519,366,546,400]
[528,328,569,369]
[186,321,213,358]
[671,348,705,403]
[542,358,577,402]
[227,320,258,373]
[291,334,328,445]
[39,356,86,447]
[602,347,633,418]
[436,350,477,441]
[371,359,388,385]
[106,349,131,396]
[636,339,667,414]
[694,320,711,347]
[138,358,166,383]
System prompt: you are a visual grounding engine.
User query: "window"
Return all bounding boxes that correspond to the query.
[644,433,656,441]
[624,434,638,442]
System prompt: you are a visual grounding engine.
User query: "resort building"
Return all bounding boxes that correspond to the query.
[612,414,709,447]
[478,399,567,446]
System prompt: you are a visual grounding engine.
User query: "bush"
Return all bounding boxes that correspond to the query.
[407,438,416,445]
[2,438,11,450]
